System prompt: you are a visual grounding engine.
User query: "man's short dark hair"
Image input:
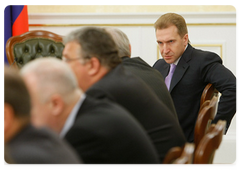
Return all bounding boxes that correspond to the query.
[64,27,121,70]
[4,66,30,118]
[154,13,188,39]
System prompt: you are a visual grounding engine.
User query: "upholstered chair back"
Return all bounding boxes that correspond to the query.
[6,30,64,69]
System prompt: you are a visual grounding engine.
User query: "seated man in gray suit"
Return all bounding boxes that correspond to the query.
[4,66,81,164]
[63,27,186,162]
[20,57,159,164]
[104,27,176,117]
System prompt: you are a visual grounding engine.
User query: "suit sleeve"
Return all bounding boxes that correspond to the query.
[200,53,236,132]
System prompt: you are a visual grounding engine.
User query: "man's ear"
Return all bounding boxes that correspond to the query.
[129,44,132,56]
[4,104,14,133]
[49,94,64,116]
[183,34,189,45]
[87,57,101,76]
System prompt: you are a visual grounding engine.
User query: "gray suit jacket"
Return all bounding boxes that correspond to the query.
[7,124,81,164]
[86,65,186,162]
[122,56,177,116]
[64,96,159,164]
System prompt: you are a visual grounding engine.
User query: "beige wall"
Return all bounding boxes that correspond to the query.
[28,5,236,13]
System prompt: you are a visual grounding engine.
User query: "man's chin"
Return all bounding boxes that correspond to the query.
[164,58,174,64]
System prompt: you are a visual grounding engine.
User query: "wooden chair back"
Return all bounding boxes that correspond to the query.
[193,120,226,164]
[173,143,195,164]
[163,146,182,164]
[163,143,195,164]
[200,83,218,107]
[194,95,219,150]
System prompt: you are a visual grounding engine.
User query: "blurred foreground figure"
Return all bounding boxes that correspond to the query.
[63,26,186,162]
[4,66,81,164]
[20,58,160,164]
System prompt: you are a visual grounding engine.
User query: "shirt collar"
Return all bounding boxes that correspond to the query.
[59,93,86,138]
[173,44,188,65]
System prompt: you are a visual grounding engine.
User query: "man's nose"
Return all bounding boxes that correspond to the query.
[162,44,170,54]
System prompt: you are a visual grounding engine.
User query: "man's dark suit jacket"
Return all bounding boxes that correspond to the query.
[64,96,159,164]
[153,44,236,142]
[86,65,186,162]
[122,56,176,116]
[7,124,81,164]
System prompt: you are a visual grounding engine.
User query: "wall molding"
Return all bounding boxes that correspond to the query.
[28,12,236,26]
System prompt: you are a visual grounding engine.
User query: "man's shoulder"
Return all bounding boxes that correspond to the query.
[8,125,80,163]
[77,96,131,119]
[90,64,142,89]
[10,125,68,151]
[153,58,166,68]
[123,56,149,65]
[69,96,145,139]
[190,46,222,62]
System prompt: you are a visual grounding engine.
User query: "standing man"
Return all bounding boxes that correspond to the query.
[104,27,177,117]
[153,13,236,142]
[63,27,186,162]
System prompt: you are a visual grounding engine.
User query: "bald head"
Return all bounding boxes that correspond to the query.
[20,57,83,131]
[20,57,80,103]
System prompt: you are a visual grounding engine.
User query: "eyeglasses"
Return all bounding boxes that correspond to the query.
[62,56,90,63]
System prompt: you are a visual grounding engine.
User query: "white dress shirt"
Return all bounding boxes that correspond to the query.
[60,93,86,138]
[173,44,188,65]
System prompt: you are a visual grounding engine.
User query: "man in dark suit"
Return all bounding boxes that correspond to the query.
[153,13,236,142]
[63,27,186,162]
[20,58,159,164]
[4,66,81,164]
[104,27,177,117]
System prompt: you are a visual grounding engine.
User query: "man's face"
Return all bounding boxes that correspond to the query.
[156,25,188,64]
[62,41,91,92]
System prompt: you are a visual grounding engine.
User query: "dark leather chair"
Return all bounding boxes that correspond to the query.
[194,95,219,150]
[200,83,218,107]
[194,120,226,164]
[6,30,64,69]
[163,143,195,164]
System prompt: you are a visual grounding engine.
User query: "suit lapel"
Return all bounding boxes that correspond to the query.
[162,64,170,78]
[169,44,193,93]
[170,61,189,92]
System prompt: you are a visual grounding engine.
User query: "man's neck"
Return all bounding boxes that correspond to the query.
[55,90,82,134]
[84,66,110,92]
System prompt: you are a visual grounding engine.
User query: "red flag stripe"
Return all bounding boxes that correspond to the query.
[12,5,29,36]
